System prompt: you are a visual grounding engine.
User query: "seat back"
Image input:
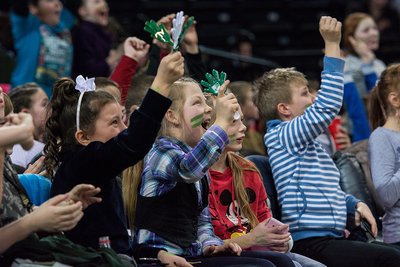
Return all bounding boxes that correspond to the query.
[245,155,281,220]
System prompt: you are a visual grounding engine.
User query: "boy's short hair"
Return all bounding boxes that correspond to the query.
[95,77,121,103]
[254,67,307,121]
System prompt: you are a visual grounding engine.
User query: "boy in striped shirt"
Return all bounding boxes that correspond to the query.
[254,16,400,267]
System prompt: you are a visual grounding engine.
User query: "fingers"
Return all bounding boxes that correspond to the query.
[227,242,242,256]
[24,156,45,174]
[45,193,69,206]
[218,80,230,98]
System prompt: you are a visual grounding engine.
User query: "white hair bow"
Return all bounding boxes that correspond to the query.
[75,75,96,131]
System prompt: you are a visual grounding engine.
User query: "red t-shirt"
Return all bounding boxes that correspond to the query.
[209,160,271,240]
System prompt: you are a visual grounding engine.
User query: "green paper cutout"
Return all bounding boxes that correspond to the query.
[176,16,195,49]
[144,20,173,46]
[200,69,227,95]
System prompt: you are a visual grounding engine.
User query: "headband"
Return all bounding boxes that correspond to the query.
[75,75,96,131]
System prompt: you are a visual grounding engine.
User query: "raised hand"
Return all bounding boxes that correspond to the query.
[5,113,34,150]
[181,19,198,54]
[151,52,185,97]
[200,69,227,96]
[319,16,342,58]
[67,184,102,210]
[123,37,150,67]
[213,80,241,132]
[24,155,46,176]
[348,36,375,64]
[203,242,241,256]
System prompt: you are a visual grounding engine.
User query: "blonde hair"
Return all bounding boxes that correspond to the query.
[254,68,307,121]
[226,152,262,230]
[159,77,197,137]
[122,77,199,230]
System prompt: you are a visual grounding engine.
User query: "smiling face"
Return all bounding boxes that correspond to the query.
[79,0,109,26]
[87,101,126,143]
[286,80,314,119]
[179,83,212,147]
[30,0,63,26]
[354,17,380,51]
[225,107,247,153]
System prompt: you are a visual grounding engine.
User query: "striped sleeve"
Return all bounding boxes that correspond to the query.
[279,57,344,155]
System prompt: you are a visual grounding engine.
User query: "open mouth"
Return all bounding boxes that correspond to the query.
[201,118,211,130]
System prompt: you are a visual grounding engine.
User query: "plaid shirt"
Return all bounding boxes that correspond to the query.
[135,125,228,256]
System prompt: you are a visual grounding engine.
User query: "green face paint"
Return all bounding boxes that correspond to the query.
[228,134,236,143]
[191,113,204,128]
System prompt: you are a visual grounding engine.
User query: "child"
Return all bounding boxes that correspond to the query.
[10,0,74,97]
[369,63,400,246]
[343,12,385,97]
[254,16,400,266]
[72,0,115,78]
[208,105,324,267]
[229,81,266,156]
[44,51,184,260]
[8,83,48,170]
[132,77,281,267]
[0,86,101,256]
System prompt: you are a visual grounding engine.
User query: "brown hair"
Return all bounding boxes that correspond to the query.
[254,68,307,121]
[229,81,252,106]
[226,152,262,230]
[44,78,117,178]
[8,83,42,113]
[3,93,13,117]
[343,12,374,55]
[126,74,154,111]
[369,64,400,130]
[95,77,121,103]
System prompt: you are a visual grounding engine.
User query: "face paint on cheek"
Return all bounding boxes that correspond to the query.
[190,113,204,128]
[228,134,236,143]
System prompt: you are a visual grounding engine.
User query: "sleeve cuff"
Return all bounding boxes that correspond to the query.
[361,63,375,75]
[137,89,172,122]
[323,56,345,73]
[346,194,361,214]
[206,125,229,146]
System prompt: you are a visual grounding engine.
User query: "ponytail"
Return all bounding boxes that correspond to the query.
[369,85,386,130]
[369,63,400,130]
[226,152,261,230]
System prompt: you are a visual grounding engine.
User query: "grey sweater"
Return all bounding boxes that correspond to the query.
[369,127,400,244]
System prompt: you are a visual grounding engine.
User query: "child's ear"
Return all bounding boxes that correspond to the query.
[388,92,400,109]
[78,6,88,19]
[277,103,291,118]
[165,109,180,126]
[28,4,38,16]
[75,130,91,146]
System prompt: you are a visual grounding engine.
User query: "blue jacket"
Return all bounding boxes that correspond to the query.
[11,9,75,97]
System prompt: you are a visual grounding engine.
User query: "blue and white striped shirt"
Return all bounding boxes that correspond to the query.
[265,57,359,242]
[135,125,228,256]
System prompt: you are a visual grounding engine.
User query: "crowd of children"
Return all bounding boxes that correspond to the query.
[1,0,400,266]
